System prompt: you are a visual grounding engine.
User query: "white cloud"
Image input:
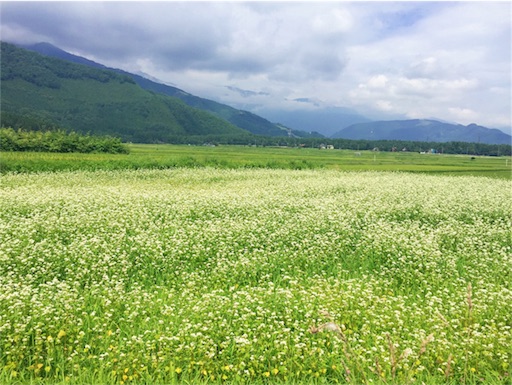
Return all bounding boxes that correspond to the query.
[367,75,389,89]
[376,100,394,112]
[448,107,479,122]
[342,2,510,127]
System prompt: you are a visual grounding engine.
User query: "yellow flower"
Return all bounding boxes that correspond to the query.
[175,367,182,374]
[57,330,66,339]
[222,374,228,380]
[45,366,51,373]
[272,368,279,375]
[470,367,476,373]
[263,371,270,377]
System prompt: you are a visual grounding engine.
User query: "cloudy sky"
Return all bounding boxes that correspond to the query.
[1,1,511,130]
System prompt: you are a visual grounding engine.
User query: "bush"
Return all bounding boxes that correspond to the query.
[0,127,129,154]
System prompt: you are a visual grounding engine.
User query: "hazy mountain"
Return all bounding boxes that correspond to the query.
[0,42,250,142]
[257,106,372,137]
[332,119,511,145]
[19,42,320,138]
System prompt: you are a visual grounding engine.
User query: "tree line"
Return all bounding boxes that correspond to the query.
[162,134,512,157]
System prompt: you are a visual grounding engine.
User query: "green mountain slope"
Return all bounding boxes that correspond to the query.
[0,42,252,143]
[19,42,294,137]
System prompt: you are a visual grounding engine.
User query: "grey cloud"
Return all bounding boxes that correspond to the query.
[300,50,347,81]
[1,2,229,68]
[1,2,509,129]
[226,86,270,98]
[1,2,352,80]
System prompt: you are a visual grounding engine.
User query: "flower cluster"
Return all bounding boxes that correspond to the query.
[1,168,510,384]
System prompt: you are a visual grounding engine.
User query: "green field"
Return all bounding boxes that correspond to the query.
[1,147,511,384]
[1,144,511,179]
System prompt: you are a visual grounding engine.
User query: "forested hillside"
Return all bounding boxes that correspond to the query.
[0,42,253,143]
[20,42,299,138]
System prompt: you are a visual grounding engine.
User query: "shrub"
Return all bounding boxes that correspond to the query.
[0,127,129,154]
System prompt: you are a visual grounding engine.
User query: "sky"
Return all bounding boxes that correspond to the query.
[1,1,511,131]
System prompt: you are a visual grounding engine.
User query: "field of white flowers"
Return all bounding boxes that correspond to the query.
[1,168,511,384]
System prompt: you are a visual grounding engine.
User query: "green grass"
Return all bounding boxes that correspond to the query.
[2,143,511,178]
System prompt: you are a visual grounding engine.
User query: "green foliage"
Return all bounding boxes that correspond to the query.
[0,127,129,154]
[0,42,249,142]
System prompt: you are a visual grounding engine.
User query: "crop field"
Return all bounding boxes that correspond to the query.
[1,144,511,179]
[0,153,511,384]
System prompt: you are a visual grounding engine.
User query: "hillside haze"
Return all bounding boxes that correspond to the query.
[257,106,371,137]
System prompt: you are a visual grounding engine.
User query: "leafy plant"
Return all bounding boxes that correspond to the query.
[0,127,129,154]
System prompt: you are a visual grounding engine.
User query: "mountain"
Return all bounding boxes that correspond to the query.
[19,42,313,138]
[0,42,250,142]
[332,119,511,145]
[6,42,509,145]
[257,106,372,138]
[19,42,109,70]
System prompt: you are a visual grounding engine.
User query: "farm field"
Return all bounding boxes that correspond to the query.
[1,143,511,179]
[1,164,511,384]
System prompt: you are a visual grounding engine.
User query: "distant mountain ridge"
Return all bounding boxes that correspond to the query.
[332,119,511,145]
[257,106,371,137]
